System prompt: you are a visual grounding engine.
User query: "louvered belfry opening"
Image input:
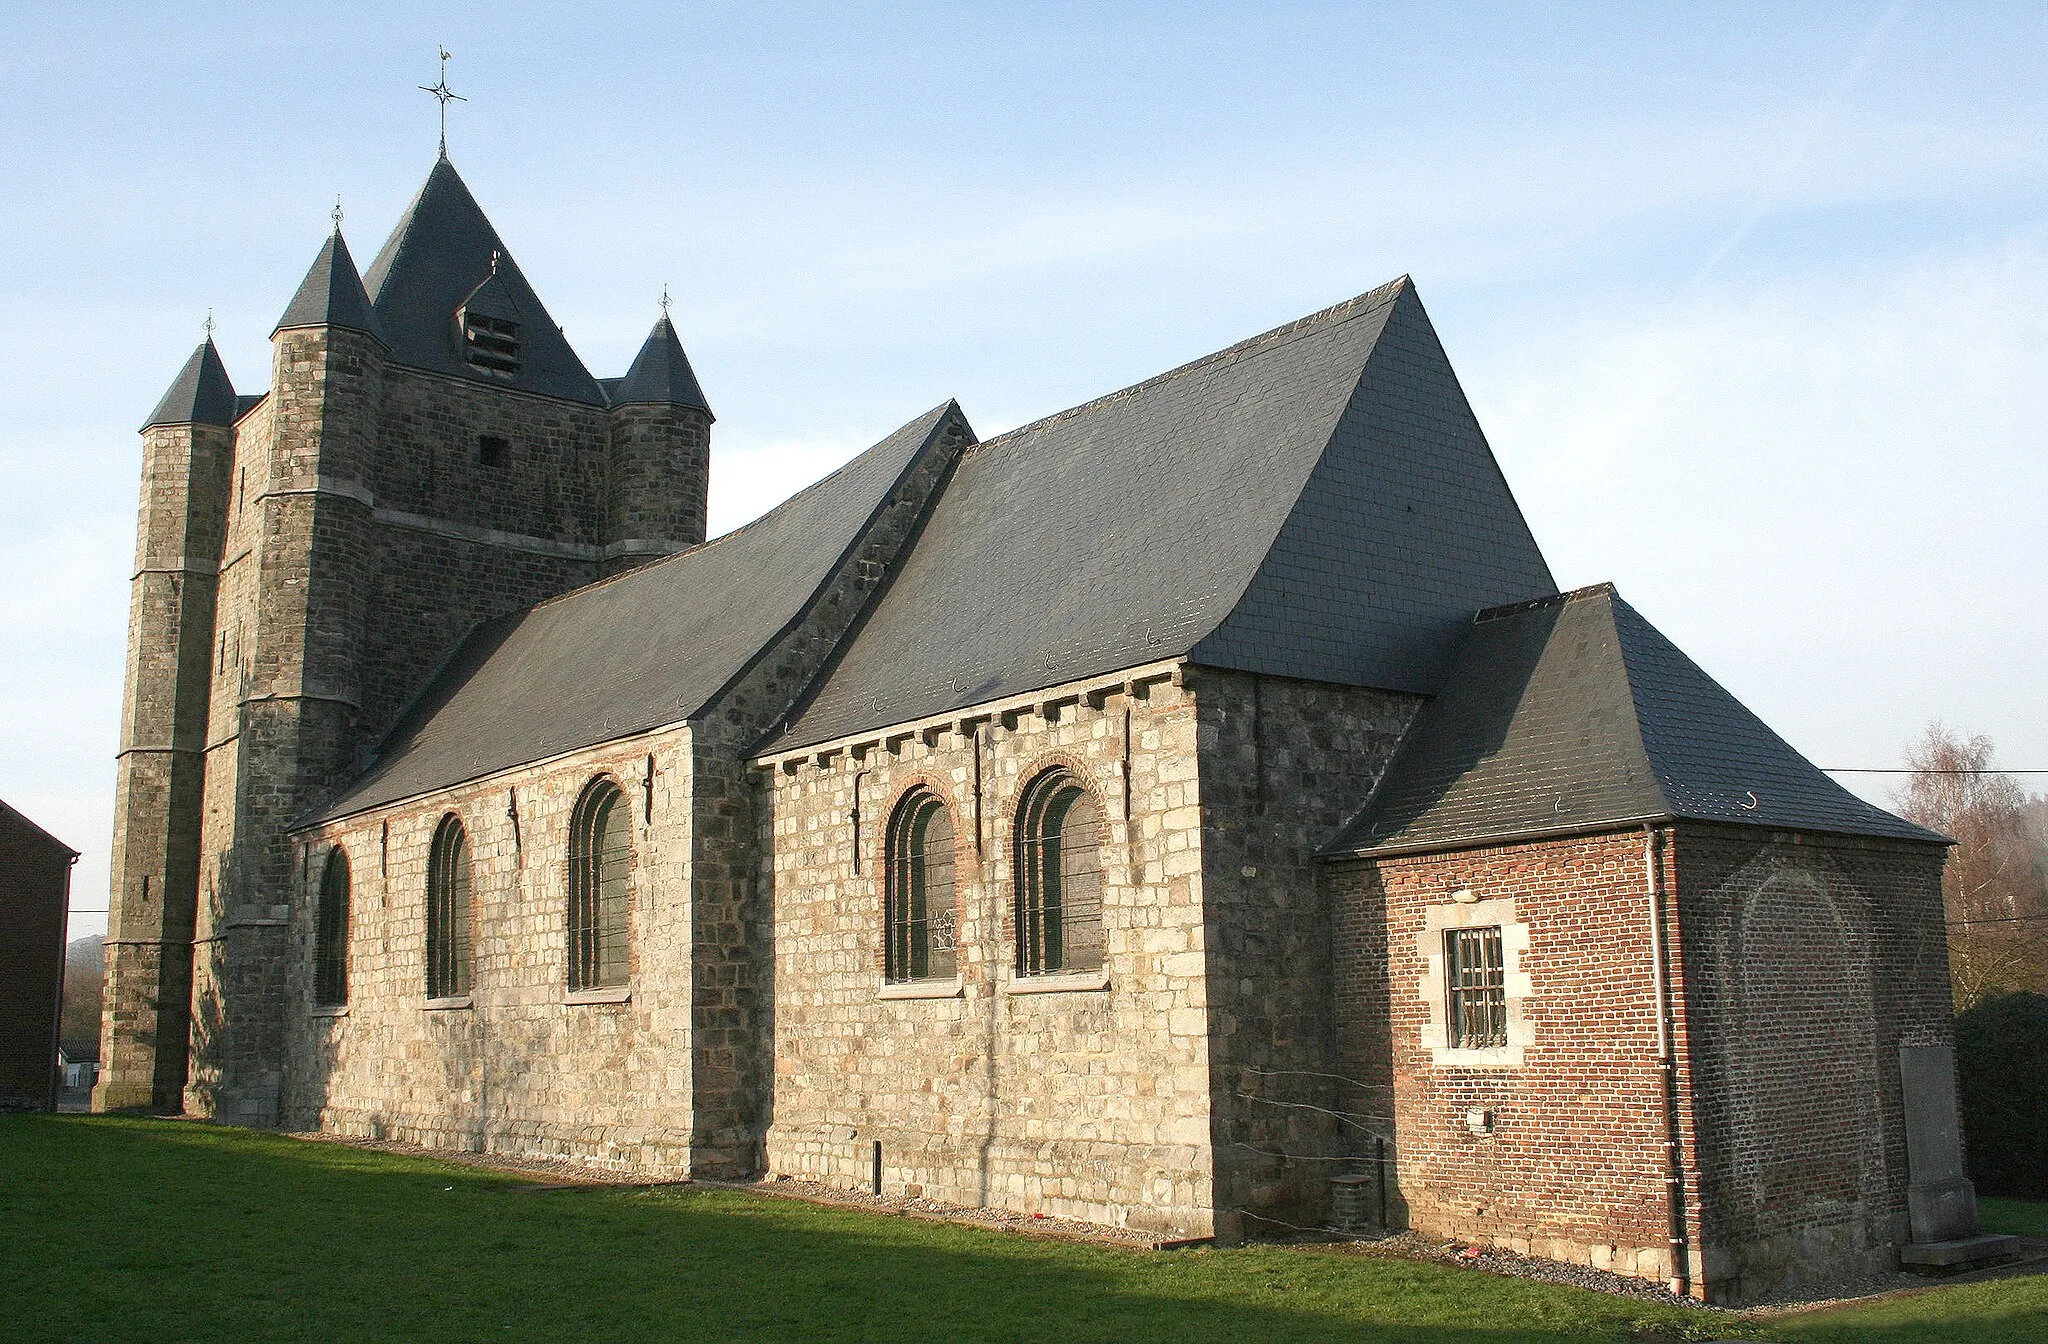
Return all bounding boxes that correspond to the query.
[1446,926,1507,1048]
[1016,772,1104,976]
[313,847,351,1007]
[426,814,472,999]
[569,779,632,991]
[461,309,521,378]
[885,791,957,983]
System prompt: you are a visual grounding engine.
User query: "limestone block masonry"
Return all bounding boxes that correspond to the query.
[104,307,719,1120]
[761,673,1216,1237]
[287,733,698,1168]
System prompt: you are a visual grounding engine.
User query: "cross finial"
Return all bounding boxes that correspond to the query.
[202,310,216,340]
[660,284,672,317]
[419,45,466,158]
[331,195,345,234]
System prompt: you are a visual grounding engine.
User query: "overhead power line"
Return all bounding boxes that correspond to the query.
[1824,768,2048,774]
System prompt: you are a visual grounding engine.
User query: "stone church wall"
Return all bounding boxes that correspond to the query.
[285,728,699,1171]
[358,366,610,737]
[758,671,1217,1238]
[1328,828,1692,1284]
[1186,670,1419,1237]
[1670,826,1951,1303]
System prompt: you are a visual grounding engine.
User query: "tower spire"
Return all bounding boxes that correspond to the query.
[419,46,465,159]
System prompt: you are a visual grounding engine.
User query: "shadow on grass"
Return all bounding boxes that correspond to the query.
[1,1116,1733,1344]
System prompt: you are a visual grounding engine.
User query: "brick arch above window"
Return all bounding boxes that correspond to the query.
[990,752,1117,862]
[1012,765,1107,979]
[883,785,961,985]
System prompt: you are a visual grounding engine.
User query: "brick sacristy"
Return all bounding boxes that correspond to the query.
[102,146,1986,1305]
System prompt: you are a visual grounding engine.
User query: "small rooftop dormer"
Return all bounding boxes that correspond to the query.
[457,258,522,380]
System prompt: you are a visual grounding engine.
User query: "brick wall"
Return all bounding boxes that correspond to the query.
[1672,825,1951,1301]
[1329,829,1692,1283]
[1329,822,1953,1303]
[0,809,72,1110]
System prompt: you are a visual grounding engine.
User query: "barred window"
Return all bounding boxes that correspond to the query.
[569,778,632,991]
[885,790,957,983]
[1446,926,1506,1049]
[313,846,350,1007]
[1015,771,1104,977]
[427,814,472,999]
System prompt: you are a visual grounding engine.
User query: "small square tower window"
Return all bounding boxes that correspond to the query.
[477,435,510,469]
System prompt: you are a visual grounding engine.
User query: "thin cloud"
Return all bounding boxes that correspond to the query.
[1688,0,1911,289]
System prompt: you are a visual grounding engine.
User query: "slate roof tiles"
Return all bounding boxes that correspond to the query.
[1322,584,1943,855]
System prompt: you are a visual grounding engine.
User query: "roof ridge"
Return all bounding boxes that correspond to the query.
[959,276,1410,461]
[521,400,965,616]
[1474,582,1612,624]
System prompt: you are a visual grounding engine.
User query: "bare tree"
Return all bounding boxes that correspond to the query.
[60,935,103,1061]
[1894,724,2048,1008]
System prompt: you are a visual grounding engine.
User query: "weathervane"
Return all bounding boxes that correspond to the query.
[202,310,216,340]
[331,195,345,233]
[419,46,465,158]
[660,285,672,317]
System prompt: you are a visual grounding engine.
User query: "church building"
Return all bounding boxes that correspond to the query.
[101,150,1996,1303]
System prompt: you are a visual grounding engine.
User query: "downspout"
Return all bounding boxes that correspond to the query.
[1644,823,1691,1297]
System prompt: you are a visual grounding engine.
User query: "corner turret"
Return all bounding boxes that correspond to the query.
[602,310,713,574]
[99,335,240,1112]
[275,230,385,344]
[143,338,239,431]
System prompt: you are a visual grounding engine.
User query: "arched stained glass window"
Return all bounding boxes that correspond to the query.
[569,778,632,991]
[314,846,350,1007]
[427,814,471,999]
[885,790,957,983]
[1015,771,1104,977]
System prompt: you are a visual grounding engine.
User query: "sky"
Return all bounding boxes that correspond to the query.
[3,2,2043,941]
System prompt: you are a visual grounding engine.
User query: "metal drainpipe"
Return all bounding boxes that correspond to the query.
[1644,823,1692,1297]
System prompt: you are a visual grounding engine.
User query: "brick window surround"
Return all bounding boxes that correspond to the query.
[1417,896,1532,1067]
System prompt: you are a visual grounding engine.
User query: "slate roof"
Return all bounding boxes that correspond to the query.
[770,278,1555,753]
[1321,584,1944,856]
[362,157,605,405]
[611,315,714,417]
[275,231,385,341]
[313,402,972,821]
[144,339,238,430]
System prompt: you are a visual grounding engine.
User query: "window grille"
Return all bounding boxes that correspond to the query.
[313,847,350,1007]
[1446,926,1507,1049]
[427,815,471,999]
[1015,773,1104,976]
[885,791,957,983]
[462,312,521,378]
[569,780,632,991]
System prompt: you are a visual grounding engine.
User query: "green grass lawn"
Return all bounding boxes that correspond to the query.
[0,1115,2037,1344]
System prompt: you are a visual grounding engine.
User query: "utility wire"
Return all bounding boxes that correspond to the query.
[1823,768,2048,774]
